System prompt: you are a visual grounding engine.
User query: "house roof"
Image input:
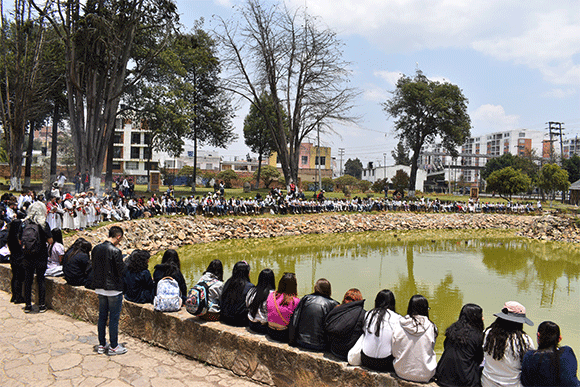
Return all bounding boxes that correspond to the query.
[570,179,580,190]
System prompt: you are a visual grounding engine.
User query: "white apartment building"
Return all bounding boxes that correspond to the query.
[362,164,428,191]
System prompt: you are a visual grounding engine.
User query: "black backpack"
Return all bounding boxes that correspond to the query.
[20,220,41,255]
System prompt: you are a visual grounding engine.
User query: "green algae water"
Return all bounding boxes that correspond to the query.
[152,229,580,357]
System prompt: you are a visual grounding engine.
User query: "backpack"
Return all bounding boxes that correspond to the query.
[20,220,41,255]
[185,278,218,316]
[153,277,182,312]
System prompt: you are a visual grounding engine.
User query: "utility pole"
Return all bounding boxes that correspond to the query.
[338,148,345,177]
[317,123,321,190]
[547,121,564,164]
[383,153,387,180]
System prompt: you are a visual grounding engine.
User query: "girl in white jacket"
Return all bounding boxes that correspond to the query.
[392,294,438,383]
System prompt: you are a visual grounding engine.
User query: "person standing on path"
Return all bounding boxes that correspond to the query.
[91,225,127,356]
[19,201,53,313]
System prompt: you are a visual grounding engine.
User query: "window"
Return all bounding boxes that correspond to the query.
[144,133,151,144]
[145,161,158,170]
[125,161,138,170]
[112,162,121,170]
[131,133,141,144]
[519,132,526,137]
[301,156,308,164]
[113,133,122,144]
[143,147,152,160]
[205,163,213,170]
[113,146,122,159]
[315,156,326,166]
[131,147,140,159]
[164,160,175,168]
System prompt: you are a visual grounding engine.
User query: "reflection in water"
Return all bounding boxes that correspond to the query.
[152,229,580,356]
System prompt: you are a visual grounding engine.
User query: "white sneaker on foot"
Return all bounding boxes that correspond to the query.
[107,344,127,356]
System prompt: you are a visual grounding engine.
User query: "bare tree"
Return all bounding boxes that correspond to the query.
[218,0,358,185]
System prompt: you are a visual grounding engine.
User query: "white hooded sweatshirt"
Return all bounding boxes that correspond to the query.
[391,315,437,383]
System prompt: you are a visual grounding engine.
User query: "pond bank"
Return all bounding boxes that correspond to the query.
[66,212,579,254]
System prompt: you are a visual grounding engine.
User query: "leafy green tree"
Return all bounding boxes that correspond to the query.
[383,70,471,196]
[244,92,285,189]
[562,154,580,183]
[219,0,358,186]
[486,167,531,201]
[372,178,389,194]
[33,0,179,193]
[481,152,539,184]
[253,165,280,188]
[391,140,410,166]
[344,158,363,179]
[537,163,570,203]
[216,169,238,189]
[358,180,372,193]
[392,169,410,193]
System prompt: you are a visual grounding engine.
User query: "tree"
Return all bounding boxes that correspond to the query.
[383,70,471,196]
[391,140,411,166]
[254,164,280,188]
[562,154,580,184]
[537,163,570,203]
[33,0,179,193]
[486,167,531,201]
[481,152,539,183]
[216,169,238,189]
[244,92,285,189]
[392,169,410,193]
[0,1,55,190]
[130,25,235,193]
[344,158,363,179]
[372,178,389,194]
[218,0,358,186]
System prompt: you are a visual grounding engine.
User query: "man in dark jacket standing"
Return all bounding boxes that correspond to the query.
[91,225,126,356]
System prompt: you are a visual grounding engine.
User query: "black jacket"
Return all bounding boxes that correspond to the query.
[63,251,92,287]
[124,269,154,304]
[153,263,188,302]
[289,293,339,351]
[324,300,366,361]
[220,280,254,327]
[435,328,484,387]
[91,240,125,291]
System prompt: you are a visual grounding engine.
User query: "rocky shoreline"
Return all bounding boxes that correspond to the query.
[65,212,580,253]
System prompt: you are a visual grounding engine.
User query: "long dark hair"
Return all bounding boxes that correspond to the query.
[7,219,22,254]
[49,228,63,257]
[248,268,276,318]
[161,249,181,270]
[406,294,437,336]
[366,289,396,337]
[204,259,223,281]
[275,272,298,306]
[483,317,530,361]
[533,321,562,380]
[127,249,150,273]
[62,238,92,266]
[445,303,484,345]
[222,261,251,307]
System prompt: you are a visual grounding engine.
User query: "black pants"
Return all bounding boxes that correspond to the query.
[23,257,47,307]
[10,256,25,302]
[361,351,395,372]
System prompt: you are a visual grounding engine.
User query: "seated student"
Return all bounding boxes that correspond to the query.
[325,288,366,362]
[481,301,534,387]
[45,228,65,277]
[220,261,254,327]
[392,295,438,383]
[356,289,400,371]
[123,249,154,304]
[196,259,224,321]
[153,249,188,303]
[246,268,276,334]
[289,278,339,351]
[521,321,580,387]
[62,238,93,287]
[266,272,299,343]
[436,303,485,387]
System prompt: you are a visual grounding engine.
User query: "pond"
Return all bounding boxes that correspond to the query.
[151,229,580,356]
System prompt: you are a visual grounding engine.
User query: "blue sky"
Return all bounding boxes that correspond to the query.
[176,0,580,166]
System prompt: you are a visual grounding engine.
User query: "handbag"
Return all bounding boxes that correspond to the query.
[347,334,364,366]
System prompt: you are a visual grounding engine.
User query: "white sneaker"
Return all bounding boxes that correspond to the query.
[96,345,108,354]
[107,344,127,356]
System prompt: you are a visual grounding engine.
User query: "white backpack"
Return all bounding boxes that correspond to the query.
[153,277,182,312]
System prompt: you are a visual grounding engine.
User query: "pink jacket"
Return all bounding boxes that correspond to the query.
[267,292,299,327]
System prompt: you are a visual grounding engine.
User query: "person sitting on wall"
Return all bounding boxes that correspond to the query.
[62,238,93,287]
[123,249,154,304]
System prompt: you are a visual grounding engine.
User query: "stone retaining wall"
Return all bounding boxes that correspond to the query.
[0,264,432,387]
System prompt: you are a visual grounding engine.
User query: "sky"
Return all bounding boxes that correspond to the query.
[175,0,580,167]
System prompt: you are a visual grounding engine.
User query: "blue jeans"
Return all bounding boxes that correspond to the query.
[98,294,123,348]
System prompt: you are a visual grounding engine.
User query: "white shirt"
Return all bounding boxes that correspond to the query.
[481,331,534,387]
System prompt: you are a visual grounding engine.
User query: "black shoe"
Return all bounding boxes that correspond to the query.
[23,305,32,313]
[13,297,25,304]
[38,305,47,313]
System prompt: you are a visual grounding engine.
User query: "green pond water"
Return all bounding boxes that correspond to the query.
[151,229,580,356]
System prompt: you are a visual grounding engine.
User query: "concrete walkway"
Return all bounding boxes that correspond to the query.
[0,291,263,387]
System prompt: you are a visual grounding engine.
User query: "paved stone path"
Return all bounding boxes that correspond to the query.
[0,291,263,387]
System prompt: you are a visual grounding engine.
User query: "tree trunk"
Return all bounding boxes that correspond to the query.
[408,150,420,198]
[50,104,59,182]
[255,152,262,189]
[105,121,115,192]
[24,121,35,189]
[191,128,197,193]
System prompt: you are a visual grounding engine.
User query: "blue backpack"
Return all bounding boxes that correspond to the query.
[185,278,217,316]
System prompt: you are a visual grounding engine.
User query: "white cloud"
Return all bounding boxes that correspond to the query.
[374,71,403,87]
[470,104,519,134]
[363,86,388,102]
[543,88,577,99]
